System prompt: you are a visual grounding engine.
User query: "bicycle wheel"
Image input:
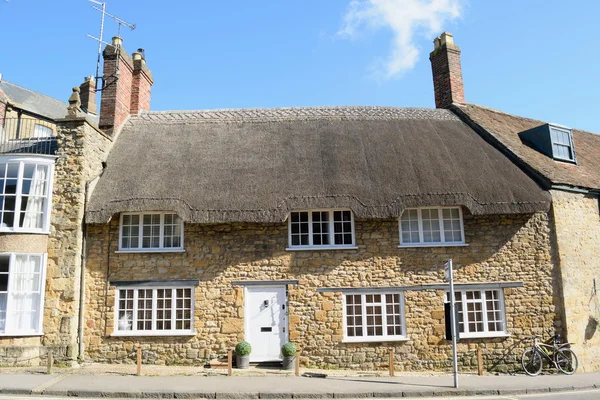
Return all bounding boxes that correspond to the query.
[556,349,578,375]
[522,349,543,376]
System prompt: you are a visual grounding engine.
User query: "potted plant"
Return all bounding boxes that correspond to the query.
[281,342,296,370]
[235,341,251,369]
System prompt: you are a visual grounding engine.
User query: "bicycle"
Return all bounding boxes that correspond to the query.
[521,334,578,376]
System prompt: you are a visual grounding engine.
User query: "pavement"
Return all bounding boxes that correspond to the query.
[0,365,599,399]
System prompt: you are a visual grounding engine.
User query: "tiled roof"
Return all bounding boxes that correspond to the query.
[454,103,600,191]
[0,80,67,120]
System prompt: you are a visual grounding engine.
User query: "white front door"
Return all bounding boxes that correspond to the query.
[245,286,287,362]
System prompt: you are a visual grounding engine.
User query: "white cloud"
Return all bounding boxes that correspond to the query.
[339,0,462,79]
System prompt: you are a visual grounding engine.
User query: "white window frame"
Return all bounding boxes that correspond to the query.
[398,206,466,248]
[0,156,55,234]
[33,124,53,138]
[342,292,408,343]
[286,208,357,250]
[112,285,195,337]
[0,252,47,337]
[446,288,508,339]
[550,126,576,162]
[118,212,184,252]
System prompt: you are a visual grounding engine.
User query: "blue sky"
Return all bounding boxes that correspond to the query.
[1,0,599,132]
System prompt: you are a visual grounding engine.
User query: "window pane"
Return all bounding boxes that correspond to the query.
[345,295,362,337]
[117,289,134,331]
[5,255,44,333]
[442,208,462,243]
[421,209,441,243]
[365,295,383,337]
[290,212,309,247]
[163,214,182,248]
[312,211,329,246]
[400,209,420,244]
[141,214,162,248]
[333,210,353,245]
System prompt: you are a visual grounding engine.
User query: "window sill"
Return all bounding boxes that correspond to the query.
[0,230,50,235]
[398,243,468,248]
[286,246,358,251]
[457,332,510,339]
[111,331,196,337]
[115,249,186,254]
[342,336,410,343]
[0,332,44,337]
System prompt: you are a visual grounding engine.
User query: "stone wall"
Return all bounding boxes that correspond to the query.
[550,190,600,372]
[0,118,113,366]
[83,210,560,372]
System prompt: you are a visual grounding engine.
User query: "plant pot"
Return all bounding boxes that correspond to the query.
[236,354,250,369]
[282,355,295,370]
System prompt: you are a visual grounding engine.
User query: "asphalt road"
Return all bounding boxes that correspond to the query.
[3,389,600,400]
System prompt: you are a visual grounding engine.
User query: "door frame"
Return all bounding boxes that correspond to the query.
[243,284,289,362]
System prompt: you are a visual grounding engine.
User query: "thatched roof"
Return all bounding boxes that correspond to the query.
[86,106,550,224]
[454,103,600,190]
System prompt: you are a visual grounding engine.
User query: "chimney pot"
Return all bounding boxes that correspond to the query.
[111,36,123,47]
[132,52,143,61]
[440,32,454,46]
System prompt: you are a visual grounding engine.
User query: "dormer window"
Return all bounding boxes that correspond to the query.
[519,123,576,164]
[550,126,575,162]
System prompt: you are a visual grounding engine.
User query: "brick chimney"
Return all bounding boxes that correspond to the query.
[130,49,153,114]
[79,76,97,115]
[429,32,465,109]
[99,37,152,135]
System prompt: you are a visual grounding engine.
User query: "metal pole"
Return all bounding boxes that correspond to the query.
[92,1,106,82]
[448,259,459,388]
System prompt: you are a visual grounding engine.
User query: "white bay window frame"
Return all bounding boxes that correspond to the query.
[287,208,357,250]
[399,206,466,247]
[118,212,184,252]
[113,285,195,337]
[446,288,508,339]
[342,292,408,343]
[0,156,54,234]
[0,252,47,336]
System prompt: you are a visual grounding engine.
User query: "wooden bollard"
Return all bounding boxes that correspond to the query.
[136,343,142,376]
[477,347,483,376]
[227,349,233,376]
[389,349,395,377]
[47,350,53,374]
[295,351,300,377]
